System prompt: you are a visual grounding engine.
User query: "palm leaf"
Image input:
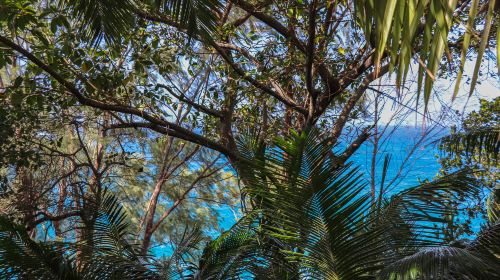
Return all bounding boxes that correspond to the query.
[438,128,500,163]
[234,128,489,279]
[194,213,263,279]
[152,0,222,39]
[453,0,480,100]
[79,190,161,279]
[378,246,499,280]
[469,0,497,96]
[370,170,486,278]
[61,0,223,45]
[467,220,500,261]
[486,188,500,223]
[0,215,80,280]
[236,130,394,278]
[354,0,499,109]
[0,189,160,279]
[60,0,136,45]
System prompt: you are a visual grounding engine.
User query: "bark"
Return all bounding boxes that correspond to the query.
[140,140,198,254]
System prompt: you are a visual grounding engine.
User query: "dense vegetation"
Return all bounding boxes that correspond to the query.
[0,0,499,279]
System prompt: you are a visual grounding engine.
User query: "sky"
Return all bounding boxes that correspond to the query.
[375,57,499,125]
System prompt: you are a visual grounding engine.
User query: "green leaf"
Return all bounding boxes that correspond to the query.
[13,76,23,87]
[453,0,479,100]
[470,0,497,96]
[61,0,136,45]
[375,0,398,73]
[153,0,224,40]
[32,29,49,46]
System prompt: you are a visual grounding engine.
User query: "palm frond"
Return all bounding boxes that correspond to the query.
[194,213,262,279]
[486,188,500,223]
[80,190,161,279]
[438,128,500,163]
[91,191,138,257]
[235,128,489,279]
[467,220,500,261]
[380,169,481,246]
[153,0,223,38]
[60,0,136,45]
[354,0,500,109]
[0,190,157,280]
[378,246,499,280]
[236,129,391,279]
[0,215,80,280]
[61,0,223,45]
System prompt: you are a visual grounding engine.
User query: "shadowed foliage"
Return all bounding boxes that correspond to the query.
[0,130,499,279]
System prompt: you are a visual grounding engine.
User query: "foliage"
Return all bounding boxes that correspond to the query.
[356,0,500,108]
[1,0,498,167]
[0,129,499,278]
[1,130,498,279]
[438,97,499,239]
[191,129,497,279]
[0,190,153,279]
[0,0,499,278]
[115,134,239,251]
[440,98,499,168]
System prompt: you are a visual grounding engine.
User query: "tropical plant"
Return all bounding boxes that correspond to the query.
[1,0,498,174]
[437,97,499,239]
[439,97,499,172]
[0,190,157,279]
[196,129,500,279]
[0,1,499,279]
[356,0,500,105]
[1,130,500,279]
[53,0,222,44]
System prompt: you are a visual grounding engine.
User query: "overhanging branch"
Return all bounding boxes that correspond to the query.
[0,35,239,160]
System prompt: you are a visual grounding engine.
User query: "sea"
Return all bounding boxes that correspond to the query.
[215,125,451,230]
[154,125,487,257]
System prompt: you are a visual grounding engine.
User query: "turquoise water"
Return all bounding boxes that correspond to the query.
[154,125,491,257]
[214,125,449,231]
[348,125,445,196]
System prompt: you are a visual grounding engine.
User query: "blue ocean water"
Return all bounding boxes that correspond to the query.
[154,125,489,258]
[348,125,446,196]
[214,125,449,231]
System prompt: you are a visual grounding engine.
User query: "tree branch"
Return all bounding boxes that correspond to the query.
[216,42,299,110]
[28,211,81,231]
[104,122,238,159]
[337,126,374,163]
[329,64,390,145]
[0,35,240,160]
[156,84,223,117]
[150,157,224,233]
[306,0,317,97]
[233,0,306,52]
[212,42,307,114]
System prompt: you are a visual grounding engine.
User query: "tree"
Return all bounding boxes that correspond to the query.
[1,130,499,279]
[440,97,499,179]
[0,103,237,257]
[1,0,500,278]
[0,0,238,254]
[437,97,499,239]
[0,191,170,279]
[1,0,498,173]
[209,129,498,279]
[114,133,239,255]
